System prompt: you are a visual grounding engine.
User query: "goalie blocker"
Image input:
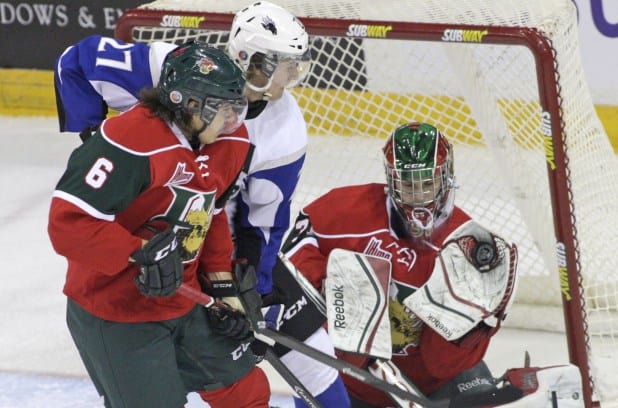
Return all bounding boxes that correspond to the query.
[266,255,328,357]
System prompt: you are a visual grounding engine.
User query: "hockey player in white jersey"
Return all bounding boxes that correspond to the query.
[223,0,310,299]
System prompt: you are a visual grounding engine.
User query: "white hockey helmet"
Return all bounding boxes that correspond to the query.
[228,1,311,91]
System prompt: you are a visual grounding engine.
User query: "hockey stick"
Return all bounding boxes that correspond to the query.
[278,252,326,316]
[176,284,322,408]
[176,283,452,408]
[263,348,322,408]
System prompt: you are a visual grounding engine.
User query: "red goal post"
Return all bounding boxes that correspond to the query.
[115,1,618,406]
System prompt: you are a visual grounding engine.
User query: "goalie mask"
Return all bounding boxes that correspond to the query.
[159,41,248,134]
[228,1,311,93]
[383,122,456,240]
[403,221,518,342]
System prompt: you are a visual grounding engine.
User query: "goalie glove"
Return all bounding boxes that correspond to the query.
[404,221,518,342]
[132,228,183,297]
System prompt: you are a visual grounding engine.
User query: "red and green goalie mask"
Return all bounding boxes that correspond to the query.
[383,122,456,239]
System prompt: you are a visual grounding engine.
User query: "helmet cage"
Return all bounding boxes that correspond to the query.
[386,163,451,236]
[383,122,455,238]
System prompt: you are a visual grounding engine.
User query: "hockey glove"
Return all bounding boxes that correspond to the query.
[250,288,288,362]
[204,262,266,314]
[132,228,183,297]
[205,272,245,313]
[206,302,252,341]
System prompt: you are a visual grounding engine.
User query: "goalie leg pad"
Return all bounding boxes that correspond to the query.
[325,249,392,360]
[495,365,584,408]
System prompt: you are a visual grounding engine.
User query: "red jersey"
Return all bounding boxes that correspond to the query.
[48,104,250,322]
[283,183,492,404]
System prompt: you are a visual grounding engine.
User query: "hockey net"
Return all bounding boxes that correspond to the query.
[116,1,618,406]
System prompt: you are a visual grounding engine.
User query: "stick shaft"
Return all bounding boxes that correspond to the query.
[176,283,322,407]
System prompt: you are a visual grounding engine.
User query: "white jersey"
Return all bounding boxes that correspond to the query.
[227,89,307,294]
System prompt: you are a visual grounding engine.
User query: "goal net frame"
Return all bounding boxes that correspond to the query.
[115,2,617,406]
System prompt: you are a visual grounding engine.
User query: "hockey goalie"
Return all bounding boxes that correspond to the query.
[265,122,584,407]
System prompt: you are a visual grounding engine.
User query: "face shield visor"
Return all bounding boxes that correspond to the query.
[246,49,311,92]
[201,97,248,134]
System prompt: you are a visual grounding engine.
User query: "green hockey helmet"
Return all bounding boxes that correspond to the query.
[159,41,248,133]
[383,122,456,238]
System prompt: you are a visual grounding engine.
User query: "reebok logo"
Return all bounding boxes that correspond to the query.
[331,285,346,329]
[427,314,453,339]
[457,376,492,393]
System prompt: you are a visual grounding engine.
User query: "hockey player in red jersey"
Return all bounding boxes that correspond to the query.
[272,122,583,407]
[48,41,270,407]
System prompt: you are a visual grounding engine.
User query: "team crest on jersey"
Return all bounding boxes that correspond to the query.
[363,237,416,272]
[165,186,216,262]
[196,57,215,74]
[166,162,195,186]
[389,296,423,354]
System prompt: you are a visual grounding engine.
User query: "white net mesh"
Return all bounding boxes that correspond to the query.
[119,0,618,404]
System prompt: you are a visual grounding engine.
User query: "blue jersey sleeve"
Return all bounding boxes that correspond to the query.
[55,35,155,132]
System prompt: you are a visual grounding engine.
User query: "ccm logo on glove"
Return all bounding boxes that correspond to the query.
[154,238,178,262]
[131,228,184,297]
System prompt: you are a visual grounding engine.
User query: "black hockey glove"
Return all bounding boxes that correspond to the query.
[206,302,252,341]
[131,229,183,297]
